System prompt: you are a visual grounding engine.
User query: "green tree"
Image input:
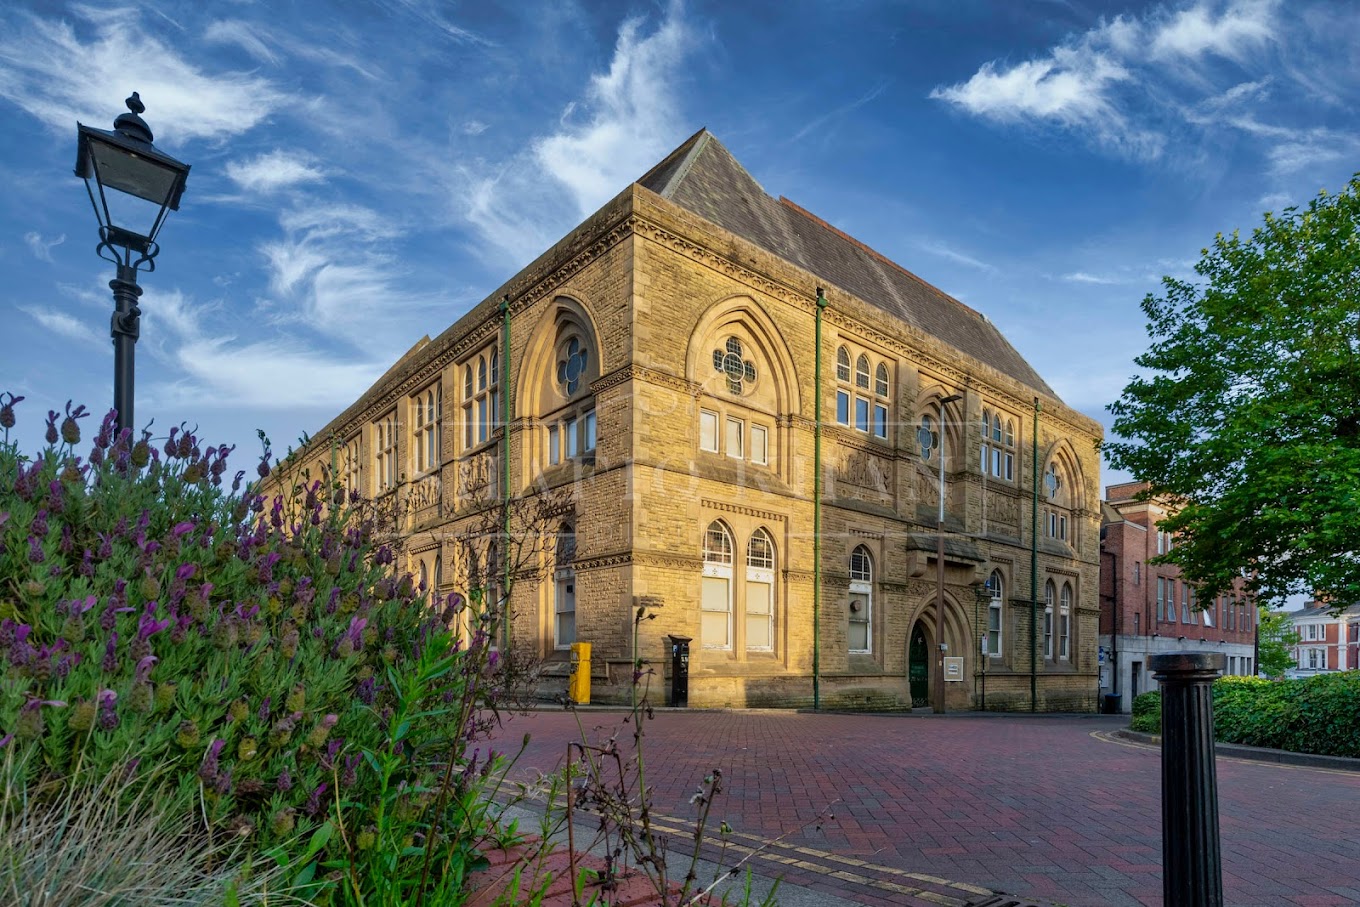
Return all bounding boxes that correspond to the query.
[1105,176,1360,612]
[1255,608,1300,679]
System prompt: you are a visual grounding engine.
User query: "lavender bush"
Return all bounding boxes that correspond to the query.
[0,395,512,903]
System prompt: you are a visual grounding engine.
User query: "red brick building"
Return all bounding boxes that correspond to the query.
[1285,601,1360,674]
[1098,481,1256,712]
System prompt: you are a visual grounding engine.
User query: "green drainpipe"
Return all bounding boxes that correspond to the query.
[500,295,512,651]
[1031,396,1041,712]
[813,288,827,711]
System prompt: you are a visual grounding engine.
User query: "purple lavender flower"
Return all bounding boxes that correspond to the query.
[97,690,118,731]
[44,409,59,445]
[0,392,24,430]
[356,676,376,706]
[102,634,118,673]
[137,612,172,641]
[302,782,328,818]
[276,767,292,792]
[175,562,197,582]
[134,655,158,684]
[199,738,225,786]
[27,537,44,564]
[257,696,272,723]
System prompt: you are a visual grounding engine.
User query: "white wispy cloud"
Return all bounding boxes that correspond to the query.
[929,1,1286,161]
[455,1,696,263]
[21,305,106,350]
[24,232,65,263]
[791,81,889,143]
[1061,271,1124,285]
[203,19,279,65]
[915,240,995,273]
[0,4,289,144]
[226,150,327,194]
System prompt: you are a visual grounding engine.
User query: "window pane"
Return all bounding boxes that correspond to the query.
[836,347,850,382]
[549,426,560,464]
[836,391,850,425]
[726,417,743,458]
[701,577,730,647]
[980,443,989,472]
[855,354,870,388]
[699,410,718,451]
[875,363,889,397]
[566,418,578,456]
[873,404,888,438]
[478,357,487,391]
[746,581,772,649]
[849,594,870,651]
[477,398,488,443]
[583,411,597,451]
[855,398,869,432]
[751,425,768,464]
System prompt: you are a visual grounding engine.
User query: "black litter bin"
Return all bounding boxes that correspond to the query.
[1102,693,1122,714]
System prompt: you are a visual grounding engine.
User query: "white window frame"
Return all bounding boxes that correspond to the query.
[848,546,873,654]
[1059,583,1072,661]
[413,384,441,475]
[726,416,744,460]
[701,522,734,650]
[374,412,397,493]
[745,529,775,652]
[554,526,576,649]
[1044,580,1055,659]
[751,424,769,466]
[699,409,719,452]
[986,570,1004,657]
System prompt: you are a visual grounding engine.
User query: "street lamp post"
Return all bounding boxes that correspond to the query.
[919,392,963,714]
[75,93,191,434]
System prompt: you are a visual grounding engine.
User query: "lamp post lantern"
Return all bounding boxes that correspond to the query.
[75,92,190,434]
[919,392,964,714]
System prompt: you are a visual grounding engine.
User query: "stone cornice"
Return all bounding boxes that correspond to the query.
[593,363,700,397]
[702,499,788,523]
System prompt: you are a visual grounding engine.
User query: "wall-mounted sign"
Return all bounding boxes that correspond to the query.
[944,656,964,682]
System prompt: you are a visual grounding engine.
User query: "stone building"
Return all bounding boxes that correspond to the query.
[1098,481,1258,712]
[289,129,1104,710]
[1284,600,1359,675]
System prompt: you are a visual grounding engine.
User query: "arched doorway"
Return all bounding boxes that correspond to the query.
[909,623,930,708]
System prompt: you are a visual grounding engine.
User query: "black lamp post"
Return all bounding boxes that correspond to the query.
[75,92,190,434]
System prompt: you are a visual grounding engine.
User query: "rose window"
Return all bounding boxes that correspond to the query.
[557,338,588,395]
[711,337,756,395]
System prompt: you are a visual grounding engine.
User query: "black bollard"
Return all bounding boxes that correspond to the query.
[1150,651,1225,907]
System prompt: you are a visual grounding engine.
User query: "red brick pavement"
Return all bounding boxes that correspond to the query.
[488,710,1360,907]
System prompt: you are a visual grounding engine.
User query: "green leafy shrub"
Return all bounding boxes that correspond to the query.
[1213,673,1360,758]
[0,396,513,902]
[1129,690,1161,733]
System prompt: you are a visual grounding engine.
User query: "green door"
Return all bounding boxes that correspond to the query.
[909,624,929,708]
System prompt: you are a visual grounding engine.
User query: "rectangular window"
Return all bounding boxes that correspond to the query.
[848,586,871,653]
[1157,577,1166,622]
[583,410,597,452]
[554,571,575,648]
[699,410,718,452]
[1044,610,1053,658]
[565,417,578,457]
[836,391,850,425]
[548,426,560,465]
[873,404,888,438]
[1228,603,1235,630]
[1059,515,1067,540]
[751,424,768,465]
[477,397,488,443]
[726,417,744,459]
[1168,583,1178,623]
[1133,613,1140,635]
[1181,586,1192,623]
[1134,561,1141,585]
[1060,613,1070,660]
[980,443,989,473]
[746,576,772,650]
[700,575,731,649]
[854,397,870,433]
[1203,595,1214,627]
[993,448,1001,477]
[1004,452,1014,481]
[987,602,1002,656]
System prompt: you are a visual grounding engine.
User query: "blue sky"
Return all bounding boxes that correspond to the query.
[1,0,1356,487]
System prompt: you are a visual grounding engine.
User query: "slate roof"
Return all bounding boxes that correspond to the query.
[636,129,1056,397]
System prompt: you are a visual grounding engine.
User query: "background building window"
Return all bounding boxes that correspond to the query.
[746,529,775,651]
[849,545,873,653]
[702,521,734,649]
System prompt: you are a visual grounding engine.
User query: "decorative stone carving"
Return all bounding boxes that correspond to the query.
[840,450,890,494]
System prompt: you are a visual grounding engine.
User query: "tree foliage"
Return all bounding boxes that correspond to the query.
[1255,608,1300,679]
[1105,176,1360,611]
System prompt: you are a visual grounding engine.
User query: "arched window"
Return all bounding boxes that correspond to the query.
[375,413,397,492]
[554,525,576,648]
[433,554,443,590]
[1044,462,1069,540]
[463,346,499,450]
[414,384,441,474]
[1059,582,1072,660]
[746,529,775,651]
[855,354,870,389]
[418,560,429,594]
[836,346,851,382]
[985,569,1004,656]
[979,406,1015,481]
[874,363,889,398]
[1044,580,1056,659]
[919,413,937,461]
[547,333,598,466]
[702,522,734,649]
[849,545,873,654]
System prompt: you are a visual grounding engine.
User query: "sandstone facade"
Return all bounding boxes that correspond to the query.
[289,131,1104,711]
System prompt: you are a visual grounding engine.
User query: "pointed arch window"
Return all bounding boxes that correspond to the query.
[980,405,1015,481]
[463,347,498,449]
[1059,582,1072,660]
[702,521,734,649]
[849,545,873,654]
[836,346,851,382]
[547,332,598,466]
[1044,580,1056,659]
[374,412,397,492]
[413,384,441,474]
[855,354,870,389]
[1044,462,1070,541]
[343,435,363,498]
[746,529,775,651]
[985,570,1004,656]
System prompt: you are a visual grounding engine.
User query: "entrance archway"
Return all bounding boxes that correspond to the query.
[909,622,930,708]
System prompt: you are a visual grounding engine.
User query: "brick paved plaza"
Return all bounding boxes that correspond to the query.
[490,710,1360,907]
